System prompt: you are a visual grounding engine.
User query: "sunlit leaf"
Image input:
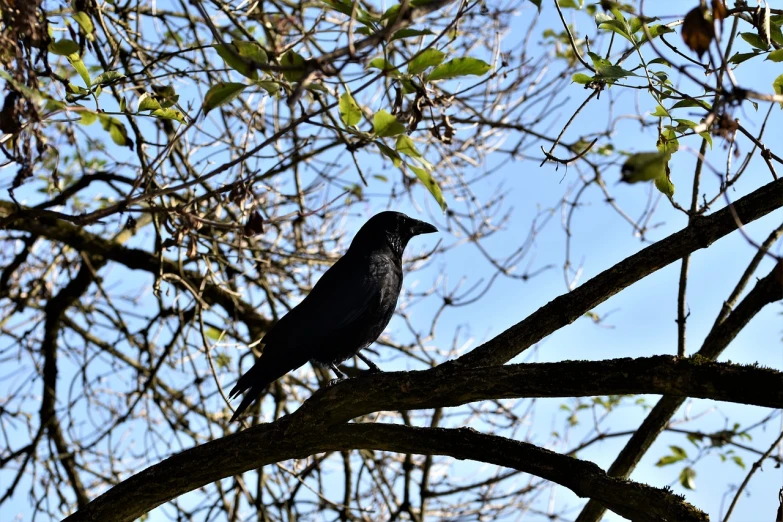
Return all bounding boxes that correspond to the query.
[407,48,445,75]
[339,90,362,127]
[621,151,668,183]
[93,71,124,86]
[572,73,594,84]
[428,57,491,82]
[98,114,134,149]
[740,32,770,51]
[68,56,91,88]
[409,164,447,211]
[79,110,97,126]
[73,12,94,36]
[679,467,696,490]
[654,172,674,198]
[774,74,783,109]
[391,29,434,41]
[368,57,400,77]
[396,134,423,159]
[138,92,162,112]
[377,141,402,167]
[372,110,406,137]
[49,39,79,56]
[151,108,186,123]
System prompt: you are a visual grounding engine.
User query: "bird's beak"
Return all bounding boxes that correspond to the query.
[409,219,438,236]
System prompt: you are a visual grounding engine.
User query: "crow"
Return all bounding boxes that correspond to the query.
[228,211,437,422]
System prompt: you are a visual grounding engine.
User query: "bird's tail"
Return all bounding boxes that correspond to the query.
[228,354,294,422]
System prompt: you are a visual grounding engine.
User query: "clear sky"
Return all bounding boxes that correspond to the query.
[1,1,781,521]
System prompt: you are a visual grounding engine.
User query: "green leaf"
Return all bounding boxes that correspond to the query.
[154,85,178,108]
[203,82,247,114]
[372,110,406,137]
[391,28,434,41]
[79,110,97,126]
[321,0,376,24]
[587,52,611,69]
[72,12,94,36]
[598,19,633,42]
[233,40,268,64]
[407,48,446,75]
[774,74,783,109]
[529,0,541,11]
[657,128,679,155]
[671,98,711,110]
[151,108,186,123]
[339,90,362,127]
[98,115,133,149]
[120,96,127,112]
[649,57,672,67]
[428,57,491,82]
[651,105,670,117]
[377,141,402,167]
[595,63,638,80]
[679,467,696,490]
[670,445,687,458]
[621,151,668,183]
[654,173,674,197]
[698,131,713,148]
[68,56,91,88]
[255,80,280,95]
[409,164,447,211]
[767,49,783,62]
[396,134,423,159]
[49,39,80,56]
[280,50,306,82]
[637,24,675,44]
[138,92,162,112]
[368,57,400,77]
[740,32,770,50]
[728,51,761,65]
[572,73,594,84]
[216,41,267,80]
[731,455,746,469]
[93,71,124,86]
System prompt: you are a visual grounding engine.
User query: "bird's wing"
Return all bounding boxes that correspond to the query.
[267,253,390,350]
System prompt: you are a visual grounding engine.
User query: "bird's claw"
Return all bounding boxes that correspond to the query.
[327,377,346,387]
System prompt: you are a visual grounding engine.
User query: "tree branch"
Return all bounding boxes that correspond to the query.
[459,176,783,367]
[63,422,707,522]
[576,261,783,522]
[60,354,781,521]
[0,201,271,338]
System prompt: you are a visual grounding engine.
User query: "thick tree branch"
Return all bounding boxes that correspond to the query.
[576,261,783,522]
[63,422,707,522]
[459,176,783,367]
[61,355,780,521]
[296,356,783,426]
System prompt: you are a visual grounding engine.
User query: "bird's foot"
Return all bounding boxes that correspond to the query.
[327,376,346,387]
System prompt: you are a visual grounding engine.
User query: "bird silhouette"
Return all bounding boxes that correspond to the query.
[228,211,437,422]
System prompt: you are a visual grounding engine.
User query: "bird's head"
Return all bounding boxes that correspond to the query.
[349,211,437,257]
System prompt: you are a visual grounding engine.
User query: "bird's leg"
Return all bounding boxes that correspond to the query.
[357,353,381,373]
[328,363,348,385]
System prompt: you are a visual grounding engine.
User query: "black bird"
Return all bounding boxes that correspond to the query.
[228,211,437,422]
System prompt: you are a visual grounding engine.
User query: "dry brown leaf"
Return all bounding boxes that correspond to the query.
[682,6,714,59]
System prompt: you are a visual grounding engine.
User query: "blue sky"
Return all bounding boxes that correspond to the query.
[1,0,781,520]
